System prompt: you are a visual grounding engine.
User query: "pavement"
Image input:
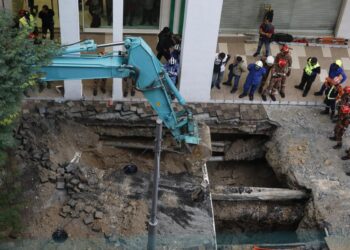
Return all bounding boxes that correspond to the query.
[27,34,350,106]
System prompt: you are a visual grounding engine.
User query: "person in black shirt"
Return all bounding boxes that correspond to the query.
[38,5,55,40]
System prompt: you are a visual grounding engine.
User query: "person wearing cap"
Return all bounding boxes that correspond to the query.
[262,58,289,101]
[239,61,266,101]
[295,57,321,97]
[258,55,275,94]
[314,60,347,96]
[274,45,292,98]
[223,55,247,93]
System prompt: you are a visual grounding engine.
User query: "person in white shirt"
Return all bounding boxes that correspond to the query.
[211,52,231,89]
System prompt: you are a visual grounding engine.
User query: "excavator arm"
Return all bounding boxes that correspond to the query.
[39,37,202,145]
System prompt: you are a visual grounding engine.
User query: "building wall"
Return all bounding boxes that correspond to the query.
[336,0,350,39]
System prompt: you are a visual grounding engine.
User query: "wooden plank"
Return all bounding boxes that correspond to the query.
[211,186,308,201]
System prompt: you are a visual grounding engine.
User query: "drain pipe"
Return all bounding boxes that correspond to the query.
[147,118,163,250]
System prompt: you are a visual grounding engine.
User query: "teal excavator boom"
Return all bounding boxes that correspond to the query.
[39,37,203,145]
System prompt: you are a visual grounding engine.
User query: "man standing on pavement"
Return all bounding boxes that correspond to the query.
[223,55,246,93]
[295,57,320,97]
[211,52,231,89]
[314,60,347,96]
[320,76,344,119]
[274,45,292,98]
[261,58,289,101]
[253,18,275,57]
[38,5,55,40]
[258,55,274,94]
[238,60,266,101]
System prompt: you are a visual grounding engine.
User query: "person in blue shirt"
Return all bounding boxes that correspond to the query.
[239,61,266,101]
[314,60,347,96]
[164,57,180,87]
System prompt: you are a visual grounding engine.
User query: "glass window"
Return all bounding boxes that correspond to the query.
[82,0,113,28]
[124,0,160,29]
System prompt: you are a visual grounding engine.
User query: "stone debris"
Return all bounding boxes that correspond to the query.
[83,215,94,225]
[94,211,103,219]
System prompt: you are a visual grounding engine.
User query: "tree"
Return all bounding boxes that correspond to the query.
[0,10,59,235]
[0,10,59,166]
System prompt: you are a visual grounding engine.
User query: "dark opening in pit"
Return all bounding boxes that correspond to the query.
[52,228,68,243]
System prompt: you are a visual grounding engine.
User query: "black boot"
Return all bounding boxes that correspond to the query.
[329,136,336,141]
[261,94,267,101]
[341,155,350,160]
[320,107,330,115]
[295,85,303,90]
[330,111,335,119]
[333,143,342,149]
[314,91,323,96]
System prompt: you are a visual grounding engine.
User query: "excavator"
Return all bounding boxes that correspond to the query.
[38,37,211,159]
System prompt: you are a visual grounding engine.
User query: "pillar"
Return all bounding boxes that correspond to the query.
[0,0,12,10]
[179,0,223,102]
[58,0,82,100]
[335,0,350,39]
[112,0,124,100]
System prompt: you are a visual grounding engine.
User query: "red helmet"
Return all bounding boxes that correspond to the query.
[281,45,290,53]
[341,105,350,114]
[343,86,350,94]
[278,59,287,68]
[18,9,26,17]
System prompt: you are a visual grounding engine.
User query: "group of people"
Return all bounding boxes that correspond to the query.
[16,5,55,41]
[211,44,293,101]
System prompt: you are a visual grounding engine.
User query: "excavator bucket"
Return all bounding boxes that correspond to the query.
[185,122,212,164]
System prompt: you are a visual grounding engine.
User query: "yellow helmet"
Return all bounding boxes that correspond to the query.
[335,59,342,67]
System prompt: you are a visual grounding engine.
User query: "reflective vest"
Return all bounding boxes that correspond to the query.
[304,59,320,76]
[19,15,35,32]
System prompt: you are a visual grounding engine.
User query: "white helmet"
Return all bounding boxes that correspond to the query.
[266,56,274,66]
[169,57,176,65]
[255,60,263,68]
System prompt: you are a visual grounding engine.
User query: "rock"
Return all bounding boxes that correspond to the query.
[84,206,94,214]
[91,222,102,232]
[62,206,71,213]
[78,183,87,191]
[70,178,80,185]
[56,181,65,190]
[64,173,73,182]
[59,211,67,218]
[57,167,65,175]
[67,199,77,208]
[94,211,103,219]
[324,159,331,166]
[65,164,77,173]
[87,176,99,186]
[39,170,49,183]
[70,211,80,218]
[41,152,50,161]
[66,101,74,108]
[75,202,85,212]
[83,215,94,225]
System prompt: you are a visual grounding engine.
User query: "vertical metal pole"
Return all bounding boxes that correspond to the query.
[147,118,163,250]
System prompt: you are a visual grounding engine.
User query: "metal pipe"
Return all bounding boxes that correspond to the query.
[147,118,163,250]
[96,41,125,49]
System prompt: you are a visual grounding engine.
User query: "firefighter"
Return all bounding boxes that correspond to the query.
[274,45,292,98]
[320,76,344,119]
[261,58,288,101]
[329,105,350,149]
[333,86,350,121]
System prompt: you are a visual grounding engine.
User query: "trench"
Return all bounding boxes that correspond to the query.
[207,134,324,248]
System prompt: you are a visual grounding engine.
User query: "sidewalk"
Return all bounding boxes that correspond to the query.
[28,34,350,105]
[213,37,350,105]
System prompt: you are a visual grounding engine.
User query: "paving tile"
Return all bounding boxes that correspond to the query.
[305,46,323,59]
[270,43,280,56]
[290,45,306,57]
[218,43,228,54]
[244,43,257,56]
[341,57,350,71]
[291,55,301,69]
[321,47,332,57]
[330,48,349,60]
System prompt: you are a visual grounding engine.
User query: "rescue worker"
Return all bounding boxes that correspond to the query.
[19,10,36,33]
[333,86,350,121]
[261,58,289,102]
[258,55,274,94]
[164,57,180,87]
[314,60,347,96]
[274,45,292,98]
[238,60,266,101]
[223,55,247,93]
[295,57,320,97]
[329,105,350,149]
[123,76,136,97]
[320,76,344,119]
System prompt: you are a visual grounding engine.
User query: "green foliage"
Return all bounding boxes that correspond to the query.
[0,165,23,236]
[0,10,59,166]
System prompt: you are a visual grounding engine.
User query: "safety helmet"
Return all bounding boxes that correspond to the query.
[344,86,350,94]
[266,56,274,66]
[169,57,176,65]
[255,60,263,68]
[341,105,350,114]
[18,9,26,17]
[281,44,290,53]
[278,59,287,68]
[335,59,343,67]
